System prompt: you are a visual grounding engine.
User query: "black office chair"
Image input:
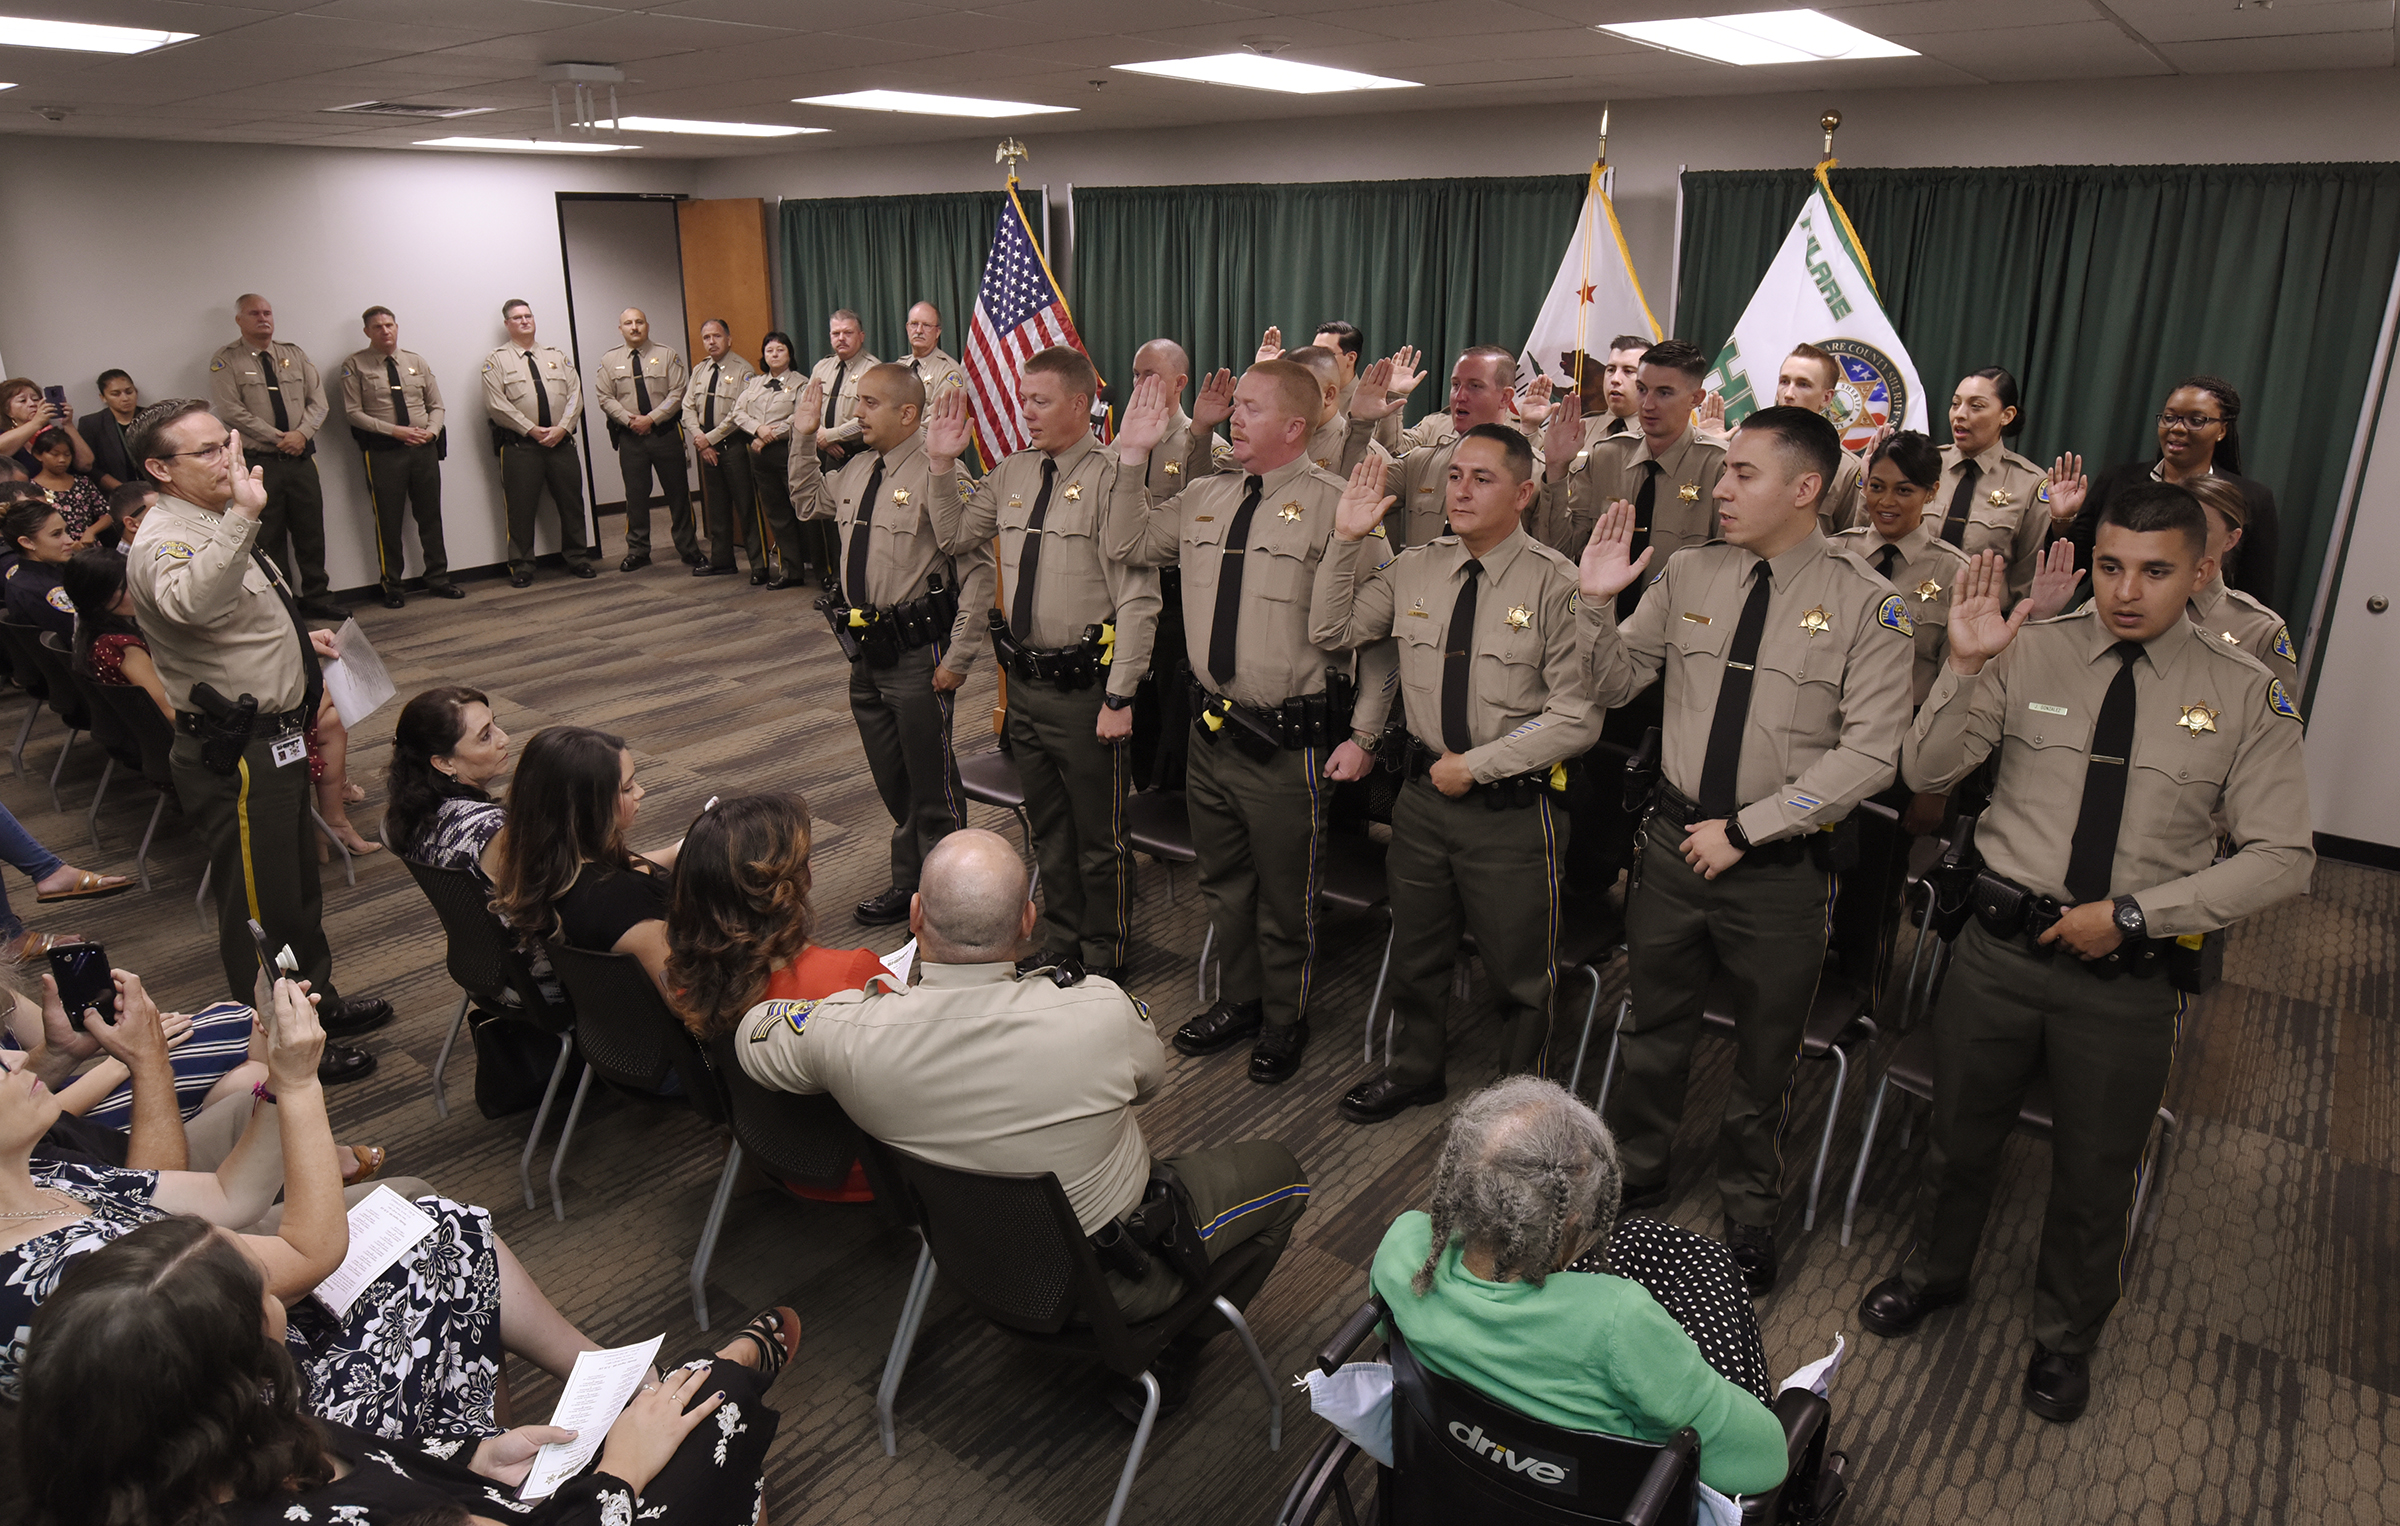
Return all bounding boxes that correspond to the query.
[1319,829,1399,1063]
[48,634,144,849]
[83,683,177,889]
[1124,786,1195,902]
[877,1145,1283,1526]
[542,941,722,1223]
[0,619,53,781]
[693,1031,868,1331]
[957,744,1035,858]
[1279,1295,1844,1526]
[8,621,88,813]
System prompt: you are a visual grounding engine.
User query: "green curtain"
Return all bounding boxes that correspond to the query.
[1674,163,2400,619]
[1076,176,1583,427]
[778,191,1004,368]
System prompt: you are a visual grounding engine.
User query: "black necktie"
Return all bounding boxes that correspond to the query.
[1941,458,1981,547]
[1875,544,1901,582]
[1011,457,1057,637]
[2064,641,2144,904]
[1619,460,1661,621]
[253,551,322,719]
[525,352,551,428]
[846,454,885,604]
[258,353,289,431]
[1441,559,1483,753]
[825,361,846,428]
[1697,562,1775,819]
[767,377,783,391]
[631,353,653,416]
[383,356,409,428]
[1207,475,1267,685]
[703,362,720,430]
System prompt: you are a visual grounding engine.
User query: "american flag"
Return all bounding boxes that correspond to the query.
[965,183,1087,460]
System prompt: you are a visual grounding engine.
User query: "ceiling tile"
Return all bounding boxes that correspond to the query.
[2157,29,2397,72]
[2108,0,2396,44]
[1895,20,2175,83]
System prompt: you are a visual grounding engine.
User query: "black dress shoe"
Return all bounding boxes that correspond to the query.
[320,996,394,1039]
[1248,1021,1309,1084]
[569,560,598,579]
[693,563,736,578]
[1620,1176,1672,1213]
[1172,998,1262,1057]
[297,597,347,621]
[619,553,651,572]
[428,582,466,599]
[1339,1073,1447,1124]
[1858,1275,1966,1337]
[2023,1343,2090,1423]
[1725,1222,1777,1297]
[509,570,534,588]
[763,575,796,591]
[381,591,406,610]
[748,570,769,586]
[854,886,912,925]
[682,552,708,568]
[317,1043,377,1086]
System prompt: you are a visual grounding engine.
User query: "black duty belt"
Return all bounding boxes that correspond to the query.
[989,611,1110,691]
[177,705,308,737]
[812,575,958,669]
[1186,669,1354,765]
[1649,780,1824,868]
[1965,868,2200,983]
[1399,737,1562,811]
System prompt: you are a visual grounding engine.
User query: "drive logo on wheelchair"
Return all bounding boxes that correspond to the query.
[1445,1421,1575,1490]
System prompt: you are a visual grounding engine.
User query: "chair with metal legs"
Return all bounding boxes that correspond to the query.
[694,1032,869,1331]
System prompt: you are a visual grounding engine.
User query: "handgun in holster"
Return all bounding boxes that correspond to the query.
[1091,1162,1215,1286]
[813,591,866,663]
[1925,814,1983,942]
[188,682,259,778]
[1622,725,1662,817]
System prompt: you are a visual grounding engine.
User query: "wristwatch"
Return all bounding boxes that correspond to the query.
[2111,894,2146,941]
[1101,692,1135,711]
[1722,814,1753,853]
[1350,729,1382,753]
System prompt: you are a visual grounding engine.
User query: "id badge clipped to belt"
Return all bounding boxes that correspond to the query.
[269,730,309,770]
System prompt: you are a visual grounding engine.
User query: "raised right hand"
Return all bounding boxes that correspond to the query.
[1112,372,1173,457]
[597,1364,724,1497]
[1345,358,1404,423]
[226,431,268,518]
[1253,325,1284,363]
[1577,498,1652,602]
[1192,368,1235,432]
[1945,550,2031,673]
[925,387,973,464]
[2044,452,2088,523]
[1384,346,1425,398]
[1333,454,1397,542]
[1543,391,1584,479]
[793,377,824,439]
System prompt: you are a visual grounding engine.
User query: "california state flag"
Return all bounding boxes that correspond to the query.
[1519,163,1659,389]
[1704,164,1926,450]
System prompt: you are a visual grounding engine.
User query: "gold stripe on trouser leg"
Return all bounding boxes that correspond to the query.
[1292,748,1324,1020]
[363,462,389,583]
[235,755,263,920]
[1108,728,1130,962]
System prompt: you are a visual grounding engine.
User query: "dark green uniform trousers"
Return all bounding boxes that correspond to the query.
[1608,816,1831,1228]
[615,429,696,561]
[1185,729,1325,1031]
[1006,681,1133,970]
[1106,1139,1312,1324]
[694,443,741,572]
[255,454,328,600]
[499,439,592,573]
[848,643,962,895]
[1383,777,1565,1088]
[170,728,341,1014]
[728,438,801,578]
[1901,921,2184,1354]
[361,442,447,596]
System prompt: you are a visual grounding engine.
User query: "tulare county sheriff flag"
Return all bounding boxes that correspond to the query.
[1706,166,1925,450]
[1520,163,1658,389]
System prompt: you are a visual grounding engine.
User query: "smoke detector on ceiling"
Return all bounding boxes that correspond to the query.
[326,100,494,119]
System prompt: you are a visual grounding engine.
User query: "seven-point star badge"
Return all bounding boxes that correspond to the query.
[1506,605,1531,629]
[2177,703,2219,736]
[1800,606,1832,635]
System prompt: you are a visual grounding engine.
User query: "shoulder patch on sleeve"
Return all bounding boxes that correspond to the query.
[152,540,195,562]
[1876,592,1915,637]
[2267,679,2302,722]
[748,997,817,1039]
[45,586,73,614]
[209,357,225,372]
[2272,625,2294,662]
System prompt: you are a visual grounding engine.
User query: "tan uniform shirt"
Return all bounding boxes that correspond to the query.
[1584,531,1915,846]
[1816,451,1865,535]
[481,344,581,440]
[1903,611,2313,934]
[339,347,444,440]
[1314,527,1600,782]
[1356,416,1548,551]
[736,960,1164,1234]
[1308,411,1392,478]
[594,342,688,430]
[790,428,990,668]
[1336,375,1406,456]
[1834,520,1970,708]
[729,370,803,442]
[905,347,966,400]
[1932,441,2048,598]
[683,353,757,447]
[1115,408,1225,499]
[1105,451,1353,712]
[208,340,327,451]
[931,432,1160,702]
[2187,577,2298,690]
[1540,425,1723,563]
[126,495,308,714]
[807,350,880,446]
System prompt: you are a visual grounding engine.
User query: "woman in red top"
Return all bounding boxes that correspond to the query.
[668,791,887,1200]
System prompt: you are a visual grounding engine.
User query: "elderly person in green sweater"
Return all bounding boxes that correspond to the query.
[1370,1076,1789,1498]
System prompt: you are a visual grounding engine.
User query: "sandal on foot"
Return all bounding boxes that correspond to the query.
[722,1306,801,1381]
[35,871,134,903]
[342,1145,387,1184]
[7,929,83,966]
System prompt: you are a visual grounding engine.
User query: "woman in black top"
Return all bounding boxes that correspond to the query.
[491,726,683,992]
[2068,374,2278,603]
[75,370,143,492]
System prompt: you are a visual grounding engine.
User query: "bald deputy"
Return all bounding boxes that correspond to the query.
[340,304,457,609]
[736,828,1309,1414]
[1577,405,1915,1299]
[208,293,339,619]
[1857,485,2312,1426]
[594,307,694,570]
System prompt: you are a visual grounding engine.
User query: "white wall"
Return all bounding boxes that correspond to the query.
[558,197,689,510]
[696,66,2400,332]
[0,138,695,592]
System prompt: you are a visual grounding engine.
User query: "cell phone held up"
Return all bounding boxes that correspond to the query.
[46,941,115,1031]
[41,385,67,418]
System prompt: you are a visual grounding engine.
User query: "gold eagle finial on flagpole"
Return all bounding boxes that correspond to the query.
[995,137,1029,184]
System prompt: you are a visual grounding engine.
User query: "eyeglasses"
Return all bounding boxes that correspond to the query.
[2156,412,2224,431]
[154,438,235,464]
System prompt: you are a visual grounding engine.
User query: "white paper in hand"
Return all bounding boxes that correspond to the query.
[880,938,917,986]
[312,1186,435,1318]
[520,1334,666,1500]
[321,618,397,728]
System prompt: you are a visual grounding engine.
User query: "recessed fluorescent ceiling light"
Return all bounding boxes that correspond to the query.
[611,115,823,137]
[417,137,636,153]
[1114,54,1420,95]
[0,14,196,53]
[795,89,1074,118]
[1599,10,1916,67]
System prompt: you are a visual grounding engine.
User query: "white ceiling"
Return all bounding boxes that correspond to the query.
[0,0,2390,156]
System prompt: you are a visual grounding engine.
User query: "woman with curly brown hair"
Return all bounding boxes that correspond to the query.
[490,726,681,993]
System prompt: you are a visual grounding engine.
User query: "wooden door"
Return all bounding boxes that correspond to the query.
[676,198,773,363]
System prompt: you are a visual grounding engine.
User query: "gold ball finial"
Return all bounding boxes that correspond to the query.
[1819,108,1842,135]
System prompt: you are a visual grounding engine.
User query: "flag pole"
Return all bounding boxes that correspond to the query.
[1818,108,1841,166]
[987,136,1031,737]
[1574,103,1610,385]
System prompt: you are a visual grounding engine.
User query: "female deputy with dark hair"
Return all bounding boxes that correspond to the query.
[385,685,512,883]
[491,725,682,993]
[1834,431,1972,713]
[13,1214,793,1526]
[1930,366,2049,600]
[76,369,143,492]
[2051,374,2279,604]
[727,330,805,586]
[2,498,78,635]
